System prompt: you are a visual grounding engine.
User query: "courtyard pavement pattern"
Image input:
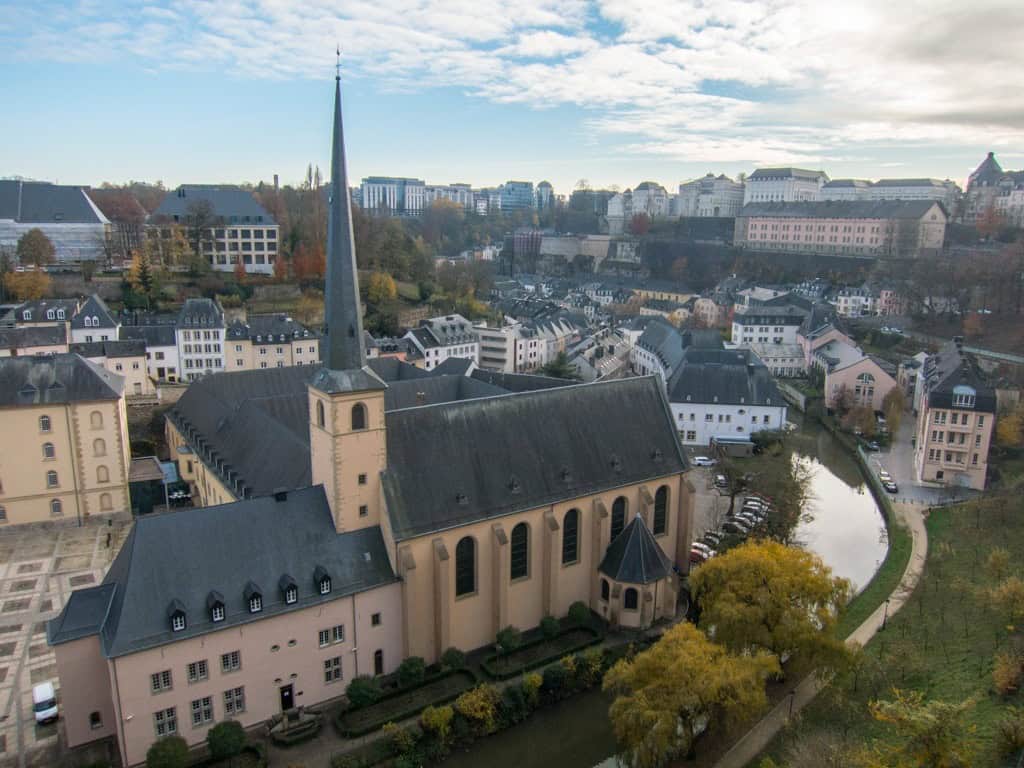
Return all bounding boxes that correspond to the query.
[0,518,131,768]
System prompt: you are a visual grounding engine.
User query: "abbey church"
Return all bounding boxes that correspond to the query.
[48,75,694,767]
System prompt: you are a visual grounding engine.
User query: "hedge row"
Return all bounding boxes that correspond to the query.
[480,626,602,680]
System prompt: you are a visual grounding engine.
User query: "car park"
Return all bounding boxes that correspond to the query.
[883,480,898,494]
[714,474,729,489]
[731,512,759,528]
[720,520,749,535]
[701,531,723,547]
[693,456,717,467]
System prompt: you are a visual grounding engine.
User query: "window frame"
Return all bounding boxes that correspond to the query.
[561,508,580,565]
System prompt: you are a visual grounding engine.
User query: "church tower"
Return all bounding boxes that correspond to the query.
[308,67,388,534]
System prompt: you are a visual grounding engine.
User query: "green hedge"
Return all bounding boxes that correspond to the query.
[336,668,477,738]
[480,626,602,680]
[193,743,267,768]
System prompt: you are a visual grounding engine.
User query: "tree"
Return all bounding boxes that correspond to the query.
[397,656,426,688]
[146,735,189,768]
[603,622,778,766]
[3,270,51,301]
[977,204,1004,239]
[272,254,288,282]
[233,257,247,284]
[832,383,855,416]
[690,540,851,672]
[128,251,159,308]
[183,199,217,256]
[867,689,976,768]
[882,387,905,434]
[629,213,651,236]
[294,290,323,326]
[16,228,55,267]
[539,352,580,380]
[990,576,1024,624]
[366,271,398,305]
[996,404,1024,449]
[962,312,984,339]
[207,720,246,764]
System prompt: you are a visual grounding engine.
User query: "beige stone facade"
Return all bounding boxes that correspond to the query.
[225,336,321,372]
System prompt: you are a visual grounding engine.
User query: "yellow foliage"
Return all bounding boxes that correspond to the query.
[577,648,603,687]
[993,651,1023,696]
[381,721,416,755]
[419,704,454,745]
[997,405,1024,450]
[868,689,976,768]
[991,576,1024,623]
[366,271,398,305]
[559,654,577,678]
[454,684,500,734]
[522,673,542,707]
[2,270,51,301]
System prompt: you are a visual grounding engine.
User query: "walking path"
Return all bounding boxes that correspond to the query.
[712,500,929,768]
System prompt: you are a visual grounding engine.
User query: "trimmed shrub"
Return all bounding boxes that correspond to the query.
[440,647,465,671]
[146,736,189,768]
[346,675,383,708]
[499,684,529,726]
[568,601,590,626]
[207,720,246,762]
[522,672,542,707]
[577,647,604,687]
[397,656,426,688]
[496,625,522,656]
[382,721,418,756]
[454,684,500,734]
[540,615,560,640]
[420,704,454,749]
[541,664,569,701]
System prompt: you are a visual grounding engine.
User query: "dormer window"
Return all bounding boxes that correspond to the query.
[279,574,298,605]
[207,591,225,623]
[46,310,55,320]
[172,614,186,632]
[167,599,187,632]
[319,578,331,595]
[57,309,65,320]
[314,565,331,595]
[286,586,297,604]
[244,581,262,613]
[212,605,224,622]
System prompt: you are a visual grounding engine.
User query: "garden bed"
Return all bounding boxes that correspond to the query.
[336,669,478,737]
[481,627,602,680]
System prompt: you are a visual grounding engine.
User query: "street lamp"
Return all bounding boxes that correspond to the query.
[788,688,797,719]
[881,598,891,631]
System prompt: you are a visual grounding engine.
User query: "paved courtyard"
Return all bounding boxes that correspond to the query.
[0,517,131,768]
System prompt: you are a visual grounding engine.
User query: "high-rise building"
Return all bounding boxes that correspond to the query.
[500,181,535,211]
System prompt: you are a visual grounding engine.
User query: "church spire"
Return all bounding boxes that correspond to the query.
[323,63,366,371]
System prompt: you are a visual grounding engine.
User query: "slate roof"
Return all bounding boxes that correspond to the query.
[0,181,109,224]
[150,185,276,225]
[598,516,674,585]
[176,298,224,328]
[119,324,177,348]
[636,317,686,373]
[226,314,318,343]
[468,369,576,392]
[739,200,944,220]
[70,340,146,359]
[874,178,949,188]
[748,168,827,181]
[0,353,122,407]
[923,341,996,412]
[667,347,783,407]
[69,295,117,330]
[0,325,67,351]
[969,152,1005,187]
[14,299,81,324]
[383,375,506,410]
[381,376,687,540]
[733,305,807,325]
[824,179,871,189]
[48,486,397,657]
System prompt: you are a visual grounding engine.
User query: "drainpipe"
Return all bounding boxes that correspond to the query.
[64,406,83,527]
[351,595,359,678]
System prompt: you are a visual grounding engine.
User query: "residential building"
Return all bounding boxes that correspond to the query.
[822,178,960,210]
[359,177,426,214]
[149,186,279,275]
[814,337,898,412]
[914,341,995,490]
[734,200,947,258]
[50,78,694,768]
[119,324,179,383]
[820,179,873,201]
[70,294,119,344]
[500,181,535,211]
[176,298,226,381]
[834,286,876,318]
[607,183,670,234]
[13,298,81,328]
[748,343,806,378]
[692,294,732,329]
[0,180,111,263]
[225,315,321,372]
[732,306,806,347]
[743,168,828,204]
[70,340,155,398]
[676,174,744,218]
[962,151,1024,223]
[0,325,69,357]
[0,353,130,524]
[734,287,791,311]
[403,314,479,371]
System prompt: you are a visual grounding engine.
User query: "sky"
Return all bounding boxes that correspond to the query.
[2,0,1024,195]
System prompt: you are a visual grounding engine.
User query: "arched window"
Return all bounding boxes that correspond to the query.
[93,438,106,457]
[611,496,627,541]
[510,523,529,580]
[315,400,325,428]
[653,486,668,536]
[99,492,112,511]
[455,537,476,597]
[39,415,51,433]
[351,402,367,431]
[624,588,638,611]
[562,509,579,565]
[50,499,63,517]
[97,466,109,483]
[42,443,55,460]
[90,411,103,429]
[46,470,58,488]
[601,578,610,601]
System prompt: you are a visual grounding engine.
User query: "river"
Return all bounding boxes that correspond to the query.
[442,415,888,768]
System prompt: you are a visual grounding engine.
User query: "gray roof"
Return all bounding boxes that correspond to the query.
[923,341,996,412]
[873,178,949,188]
[176,298,224,328]
[823,179,871,188]
[748,168,827,181]
[598,516,674,584]
[667,347,783,407]
[69,295,117,330]
[969,152,1005,187]
[381,376,687,540]
[150,185,275,225]
[0,353,122,407]
[637,317,686,373]
[469,369,576,392]
[119,324,177,348]
[733,305,807,326]
[70,340,146,359]
[48,486,397,657]
[739,199,943,220]
[0,181,109,224]
[14,299,80,324]
[0,325,67,351]
[226,314,318,343]
[384,375,505,410]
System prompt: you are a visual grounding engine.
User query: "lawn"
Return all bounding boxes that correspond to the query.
[836,512,912,639]
[760,495,1024,766]
[336,670,477,736]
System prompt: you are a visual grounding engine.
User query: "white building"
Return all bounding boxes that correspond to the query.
[359,177,426,214]
[731,306,806,347]
[69,295,119,344]
[743,168,828,204]
[822,178,960,211]
[676,174,745,218]
[0,180,111,263]
[119,324,180,383]
[175,298,226,381]
[748,343,806,378]
[404,314,480,371]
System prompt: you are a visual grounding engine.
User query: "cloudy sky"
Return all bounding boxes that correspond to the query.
[2,0,1022,194]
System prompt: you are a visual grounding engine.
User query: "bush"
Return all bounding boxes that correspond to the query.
[998,708,1024,756]
[994,651,1023,696]
[397,656,427,688]
[568,601,590,626]
[454,684,500,734]
[541,664,569,701]
[576,647,604,687]
[496,625,522,655]
[420,704,454,748]
[522,672,542,707]
[440,647,465,671]
[346,675,383,708]
[499,684,529,726]
[146,736,189,768]
[540,616,560,640]
[382,721,418,756]
[207,720,246,762]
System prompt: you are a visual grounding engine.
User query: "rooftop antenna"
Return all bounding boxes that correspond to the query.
[336,44,341,81]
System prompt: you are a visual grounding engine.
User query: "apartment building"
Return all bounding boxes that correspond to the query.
[176,299,226,381]
[225,315,321,372]
[0,354,130,525]
[149,186,279,275]
[13,298,81,328]
[0,180,111,263]
[743,168,828,204]
[403,314,479,371]
[676,173,744,218]
[822,178,960,210]
[119,324,179,383]
[731,306,806,346]
[0,326,69,357]
[70,340,155,398]
[914,341,995,491]
[734,200,947,258]
[70,294,119,344]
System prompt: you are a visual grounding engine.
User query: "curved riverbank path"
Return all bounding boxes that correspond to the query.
[712,500,929,768]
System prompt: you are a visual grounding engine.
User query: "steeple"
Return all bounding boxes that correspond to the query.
[323,65,366,371]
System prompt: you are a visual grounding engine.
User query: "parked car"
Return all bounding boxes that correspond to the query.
[883,480,898,494]
[741,506,767,521]
[691,542,715,557]
[742,497,768,510]
[693,456,717,467]
[877,468,892,481]
[690,547,715,564]
[721,520,750,536]
[864,441,880,452]
[32,682,58,725]
[701,531,723,547]
[731,512,760,528]
[713,474,729,489]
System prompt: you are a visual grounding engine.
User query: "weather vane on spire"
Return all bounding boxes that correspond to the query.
[335,45,341,80]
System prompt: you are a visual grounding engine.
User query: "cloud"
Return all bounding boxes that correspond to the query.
[7,0,1024,173]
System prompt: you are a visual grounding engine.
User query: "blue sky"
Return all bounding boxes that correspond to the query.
[2,0,1023,195]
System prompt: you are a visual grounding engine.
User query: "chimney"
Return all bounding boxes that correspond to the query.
[273,174,279,191]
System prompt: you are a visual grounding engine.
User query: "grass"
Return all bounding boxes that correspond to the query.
[836,515,913,639]
[336,670,477,737]
[760,496,1024,766]
[481,627,602,679]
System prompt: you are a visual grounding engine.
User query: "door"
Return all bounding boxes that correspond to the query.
[374,650,384,676]
[279,684,294,711]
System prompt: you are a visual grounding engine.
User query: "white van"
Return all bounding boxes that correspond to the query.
[32,682,58,724]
